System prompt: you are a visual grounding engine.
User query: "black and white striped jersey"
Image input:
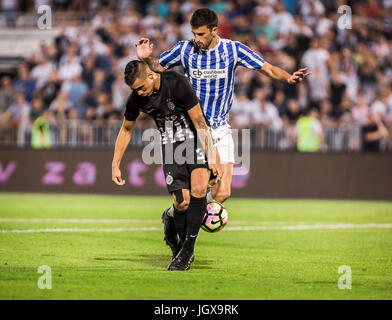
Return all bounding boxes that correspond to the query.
[125,71,205,145]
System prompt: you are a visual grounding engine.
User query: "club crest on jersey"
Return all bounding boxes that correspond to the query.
[166,173,174,185]
[166,99,175,110]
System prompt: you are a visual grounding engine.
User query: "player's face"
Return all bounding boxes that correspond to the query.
[191,25,217,50]
[131,75,154,97]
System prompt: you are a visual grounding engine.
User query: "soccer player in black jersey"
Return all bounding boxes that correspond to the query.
[112,60,223,270]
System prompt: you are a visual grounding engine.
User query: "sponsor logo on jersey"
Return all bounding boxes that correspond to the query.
[189,67,228,80]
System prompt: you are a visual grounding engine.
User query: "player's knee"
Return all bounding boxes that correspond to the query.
[175,199,189,211]
[175,197,190,211]
[190,184,207,198]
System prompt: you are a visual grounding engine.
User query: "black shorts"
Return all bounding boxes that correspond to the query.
[162,139,213,194]
[163,163,209,194]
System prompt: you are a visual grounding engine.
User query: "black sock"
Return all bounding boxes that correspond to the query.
[173,206,187,243]
[184,195,207,252]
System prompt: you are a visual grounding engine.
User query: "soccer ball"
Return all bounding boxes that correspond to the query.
[201,202,228,233]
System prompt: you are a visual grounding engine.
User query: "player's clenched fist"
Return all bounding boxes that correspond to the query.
[112,167,125,186]
[208,148,223,185]
[209,162,223,185]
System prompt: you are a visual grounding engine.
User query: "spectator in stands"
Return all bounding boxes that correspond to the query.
[58,51,82,84]
[49,91,72,120]
[0,92,30,131]
[40,71,61,109]
[319,99,334,126]
[251,88,283,149]
[207,0,228,14]
[95,92,114,120]
[296,108,324,152]
[269,2,295,37]
[13,63,36,102]
[230,89,254,130]
[352,90,370,126]
[30,54,55,90]
[31,110,52,149]
[111,72,130,113]
[83,68,112,118]
[253,6,276,43]
[61,73,89,118]
[252,88,282,131]
[371,88,390,121]
[0,76,15,114]
[361,112,389,152]
[81,54,96,89]
[281,98,302,125]
[30,95,46,122]
[329,69,347,118]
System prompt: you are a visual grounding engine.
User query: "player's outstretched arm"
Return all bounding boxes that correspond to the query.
[112,118,135,186]
[135,38,165,72]
[259,61,311,84]
[187,104,223,184]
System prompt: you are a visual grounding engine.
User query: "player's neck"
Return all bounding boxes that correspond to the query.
[152,73,161,94]
[207,35,219,50]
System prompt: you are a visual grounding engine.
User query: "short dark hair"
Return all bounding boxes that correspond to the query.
[190,8,218,30]
[124,60,147,86]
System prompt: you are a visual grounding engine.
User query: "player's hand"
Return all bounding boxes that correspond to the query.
[112,167,125,186]
[135,37,154,60]
[208,149,223,185]
[288,67,311,84]
[209,163,223,186]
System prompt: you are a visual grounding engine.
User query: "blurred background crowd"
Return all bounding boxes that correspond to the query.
[0,0,391,152]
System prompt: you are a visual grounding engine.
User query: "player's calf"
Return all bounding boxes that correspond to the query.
[162,208,181,260]
[211,189,231,204]
[172,189,190,244]
[168,194,207,271]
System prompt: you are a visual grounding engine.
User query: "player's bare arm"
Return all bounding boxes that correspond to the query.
[135,38,165,72]
[187,104,223,183]
[112,118,135,186]
[259,61,311,84]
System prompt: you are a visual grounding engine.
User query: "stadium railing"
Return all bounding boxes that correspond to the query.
[1,119,389,153]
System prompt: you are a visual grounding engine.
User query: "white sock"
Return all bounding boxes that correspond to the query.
[206,191,215,204]
[167,205,174,217]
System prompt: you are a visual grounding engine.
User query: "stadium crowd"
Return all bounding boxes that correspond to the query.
[0,0,391,151]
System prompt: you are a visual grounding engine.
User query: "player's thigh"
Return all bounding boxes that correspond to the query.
[171,189,190,211]
[211,124,235,164]
[190,167,210,198]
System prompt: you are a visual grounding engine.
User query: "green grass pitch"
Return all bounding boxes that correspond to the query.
[0,193,391,300]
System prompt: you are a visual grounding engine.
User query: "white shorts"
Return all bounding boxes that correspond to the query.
[210,124,235,164]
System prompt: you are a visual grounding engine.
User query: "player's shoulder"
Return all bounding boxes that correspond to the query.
[220,38,241,46]
[174,39,192,50]
[162,70,188,83]
[126,90,143,107]
[219,38,248,53]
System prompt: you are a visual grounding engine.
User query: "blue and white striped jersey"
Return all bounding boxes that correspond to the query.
[158,37,265,127]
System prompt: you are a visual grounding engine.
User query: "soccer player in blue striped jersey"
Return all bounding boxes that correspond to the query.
[136,8,310,257]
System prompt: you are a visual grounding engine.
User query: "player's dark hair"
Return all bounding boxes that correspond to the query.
[190,8,218,30]
[124,60,147,86]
